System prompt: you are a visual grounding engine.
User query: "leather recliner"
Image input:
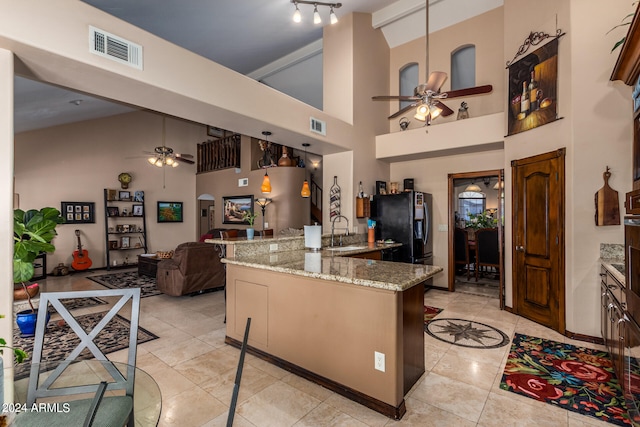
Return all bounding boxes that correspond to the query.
[156,242,226,296]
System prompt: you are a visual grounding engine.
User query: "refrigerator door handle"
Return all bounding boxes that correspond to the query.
[423,203,429,245]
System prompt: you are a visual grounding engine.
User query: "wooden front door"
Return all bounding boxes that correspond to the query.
[512,148,566,333]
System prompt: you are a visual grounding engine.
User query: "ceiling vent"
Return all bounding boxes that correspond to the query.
[310,117,326,136]
[89,26,143,70]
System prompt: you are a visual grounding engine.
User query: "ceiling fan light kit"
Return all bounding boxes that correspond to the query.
[371,1,492,126]
[145,117,194,168]
[291,1,341,25]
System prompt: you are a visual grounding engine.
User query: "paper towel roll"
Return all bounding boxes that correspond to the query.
[304,225,322,250]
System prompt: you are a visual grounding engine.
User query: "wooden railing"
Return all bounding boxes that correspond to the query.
[197,134,241,173]
[310,175,322,224]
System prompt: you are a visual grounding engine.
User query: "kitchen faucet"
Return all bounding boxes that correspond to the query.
[331,215,350,247]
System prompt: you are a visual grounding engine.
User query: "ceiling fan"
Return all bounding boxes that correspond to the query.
[144,117,195,168]
[372,1,493,125]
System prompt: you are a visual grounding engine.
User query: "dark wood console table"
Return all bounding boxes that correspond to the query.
[137,255,161,278]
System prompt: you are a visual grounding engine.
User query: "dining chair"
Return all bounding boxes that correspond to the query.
[258,229,274,237]
[454,227,475,280]
[15,288,142,427]
[475,228,500,282]
[220,229,238,239]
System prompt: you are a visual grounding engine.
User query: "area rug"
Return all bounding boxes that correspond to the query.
[14,297,107,314]
[88,271,162,298]
[13,311,159,380]
[424,305,443,325]
[500,333,630,426]
[425,318,510,349]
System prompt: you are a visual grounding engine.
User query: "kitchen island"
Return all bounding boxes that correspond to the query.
[221,248,442,419]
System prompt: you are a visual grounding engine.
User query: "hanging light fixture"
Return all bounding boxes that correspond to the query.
[493,181,504,190]
[261,131,273,194]
[300,143,311,198]
[465,181,482,192]
[291,1,342,25]
[292,3,302,22]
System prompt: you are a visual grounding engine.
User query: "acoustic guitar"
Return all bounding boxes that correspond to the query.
[71,229,92,270]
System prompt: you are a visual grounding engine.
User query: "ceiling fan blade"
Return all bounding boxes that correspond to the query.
[435,101,455,117]
[425,71,448,92]
[373,95,421,101]
[388,102,419,120]
[141,151,156,155]
[174,156,195,164]
[175,153,194,159]
[443,84,493,99]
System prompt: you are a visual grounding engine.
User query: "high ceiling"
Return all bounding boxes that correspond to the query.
[13,0,502,133]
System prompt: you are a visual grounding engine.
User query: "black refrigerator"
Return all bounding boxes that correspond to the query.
[370,191,433,267]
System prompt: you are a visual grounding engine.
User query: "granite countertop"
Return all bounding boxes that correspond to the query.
[222,250,442,292]
[601,258,626,285]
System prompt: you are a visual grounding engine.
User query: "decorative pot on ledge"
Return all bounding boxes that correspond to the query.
[246,228,255,240]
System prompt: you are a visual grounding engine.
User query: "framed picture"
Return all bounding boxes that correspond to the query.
[133,191,144,202]
[157,201,183,223]
[61,202,95,224]
[223,195,254,224]
[107,206,120,217]
[507,38,560,136]
[120,236,130,248]
[119,191,131,201]
[106,189,118,201]
[133,204,144,216]
[376,181,387,195]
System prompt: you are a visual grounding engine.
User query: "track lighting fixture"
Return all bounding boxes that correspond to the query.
[291,1,342,25]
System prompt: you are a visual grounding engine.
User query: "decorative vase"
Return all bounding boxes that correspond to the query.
[246,228,255,240]
[13,283,39,300]
[16,309,50,337]
[278,147,294,167]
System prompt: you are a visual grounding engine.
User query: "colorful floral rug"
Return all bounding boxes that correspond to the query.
[500,333,630,426]
[424,305,443,325]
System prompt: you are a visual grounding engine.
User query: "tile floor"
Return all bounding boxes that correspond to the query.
[17,270,614,427]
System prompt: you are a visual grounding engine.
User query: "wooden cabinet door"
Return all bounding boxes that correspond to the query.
[512,149,565,333]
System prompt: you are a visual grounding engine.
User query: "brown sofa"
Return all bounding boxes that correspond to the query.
[156,242,226,296]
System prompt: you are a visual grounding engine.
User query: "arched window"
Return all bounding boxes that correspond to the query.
[451,45,476,90]
[399,62,419,110]
[458,190,485,221]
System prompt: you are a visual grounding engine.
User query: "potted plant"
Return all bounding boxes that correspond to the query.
[242,210,259,240]
[13,207,64,336]
[466,210,498,230]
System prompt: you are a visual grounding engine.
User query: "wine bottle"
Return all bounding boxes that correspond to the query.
[520,81,530,116]
[528,70,538,111]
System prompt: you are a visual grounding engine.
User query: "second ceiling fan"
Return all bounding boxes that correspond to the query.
[372,1,493,125]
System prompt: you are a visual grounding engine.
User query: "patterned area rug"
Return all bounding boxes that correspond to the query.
[424,305,443,325]
[89,271,162,298]
[425,318,510,349]
[14,297,107,315]
[13,311,158,380]
[500,333,630,426]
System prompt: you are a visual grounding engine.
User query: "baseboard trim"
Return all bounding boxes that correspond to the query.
[225,336,407,420]
[565,330,604,346]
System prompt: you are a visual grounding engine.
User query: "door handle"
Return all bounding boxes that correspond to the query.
[516,246,524,252]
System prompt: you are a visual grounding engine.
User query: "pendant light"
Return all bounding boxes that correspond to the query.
[261,131,272,194]
[465,180,482,192]
[300,143,311,198]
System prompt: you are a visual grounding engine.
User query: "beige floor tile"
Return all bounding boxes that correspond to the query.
[322,394,390,427]
[293,402,369,426]
[173,347,240,384]
[202,363,279,406]
[200,411,257,427]
[477,391,568,426]
[159,386,228,427]
[281,372,334,402]
[409,372,489,423]
[385,396,476,427]
[151,337,216,366]
[430,351,501,390]
[237,381,321,427]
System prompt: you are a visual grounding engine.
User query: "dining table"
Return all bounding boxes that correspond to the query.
[9,359,162,426]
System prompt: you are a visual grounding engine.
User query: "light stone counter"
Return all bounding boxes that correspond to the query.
[222,249,441,292]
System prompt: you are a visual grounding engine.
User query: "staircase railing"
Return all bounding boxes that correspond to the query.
[310,175,322,224]
[197,134,241,173]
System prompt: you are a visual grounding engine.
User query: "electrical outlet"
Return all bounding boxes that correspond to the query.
[438,224,448,232]
[270,244,278,252]
[374,351,385,372]
[264,222,269,228]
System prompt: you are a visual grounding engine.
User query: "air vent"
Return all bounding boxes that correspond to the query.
[310,117,326,136]
[89,26,143,70]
